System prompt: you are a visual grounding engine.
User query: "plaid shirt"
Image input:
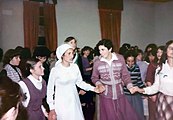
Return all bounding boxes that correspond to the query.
[4,64,22,83]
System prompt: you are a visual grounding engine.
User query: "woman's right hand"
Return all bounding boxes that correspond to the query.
[48,109,57,120]
[95,84,105,93]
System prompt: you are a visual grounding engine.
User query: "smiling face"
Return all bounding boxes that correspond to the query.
[62,48,74,63]
[31,61,44,79]
[98,45,112,60]
[83,50,90,57]
[126,56,135,68]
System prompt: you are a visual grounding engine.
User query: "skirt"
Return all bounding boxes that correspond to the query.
[156,93,173,120]
[99,95,140,120]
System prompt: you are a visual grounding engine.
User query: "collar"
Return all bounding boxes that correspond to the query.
[100,53,118,62]
[28,75,42,83]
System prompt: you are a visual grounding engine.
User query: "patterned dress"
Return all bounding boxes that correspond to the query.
[91,53,140,120]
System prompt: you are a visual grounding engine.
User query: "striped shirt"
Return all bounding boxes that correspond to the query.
[123,63,145,95]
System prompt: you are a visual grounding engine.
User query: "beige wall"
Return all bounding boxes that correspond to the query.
[1,0,173,52]
[0,0,24,52]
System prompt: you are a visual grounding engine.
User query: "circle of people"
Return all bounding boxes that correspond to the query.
[0,37,173,120]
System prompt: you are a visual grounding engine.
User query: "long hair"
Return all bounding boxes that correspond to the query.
[153,45,164,65]
[157,40,173,74]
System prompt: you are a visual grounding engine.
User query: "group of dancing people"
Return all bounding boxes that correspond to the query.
[0,38,173,120]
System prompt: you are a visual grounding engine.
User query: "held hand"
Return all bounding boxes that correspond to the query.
[137,87,145,93]
[129,86,145,94]
[128,86,138,94]
[94,84,105,93]
[48,109,57,120]
[79,90,86,95]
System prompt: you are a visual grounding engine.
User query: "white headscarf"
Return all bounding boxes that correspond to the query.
[55,44,73,65]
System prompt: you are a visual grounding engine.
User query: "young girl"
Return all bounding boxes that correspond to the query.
[19,58,47,120]
[124,50,145,120]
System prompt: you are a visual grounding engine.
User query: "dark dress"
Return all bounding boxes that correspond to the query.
[146,63,157,120]
[81,56,95,120]
[24,78,47,120]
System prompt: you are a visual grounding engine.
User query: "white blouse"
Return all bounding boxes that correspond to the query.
[144,60,173,96]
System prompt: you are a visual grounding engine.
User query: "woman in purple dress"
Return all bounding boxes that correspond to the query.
[91,39,139,120]
[19,58,47,120]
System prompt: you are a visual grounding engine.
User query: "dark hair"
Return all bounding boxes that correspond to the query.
[157,40,173,74]
[20,47,31,59]
[64,36,77,43]
[144,43,157,53]
[32,46,51,58]
[96,39,113,52]
[93,46,100,56]
[136,49,143,55]
[25,58,40,77]
[159,40,173,64]
[3,49,21,66]
[122,43,131,50]
[15,46,24,54]
[81,46,92,56]
[0,76,21,118]
[124,50,137,62]
[144,48,157,63]
[153,45,165,64]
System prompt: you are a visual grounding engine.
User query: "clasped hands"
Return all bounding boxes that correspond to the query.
[128,86,144,94]
[94,84,105,93]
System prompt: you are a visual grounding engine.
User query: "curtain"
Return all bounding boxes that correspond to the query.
[44,3,57,51]
[99,9,121,52]
[23,1,40,53]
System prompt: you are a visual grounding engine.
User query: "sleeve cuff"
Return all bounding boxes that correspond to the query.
[95,81,102,86]
[127,83,133,89]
